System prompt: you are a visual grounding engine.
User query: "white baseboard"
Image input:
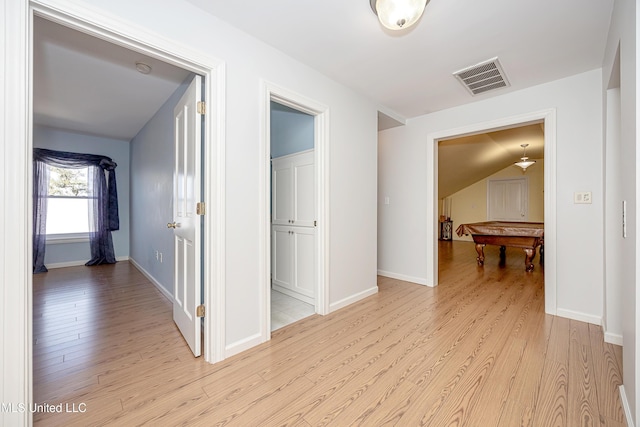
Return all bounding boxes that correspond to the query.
[620,385,635,427]
[225,332,264,358]
[46,255,129,269]
[272,283,314,305]
[329,286,378,313]
[377,270,427,286]
[128,257,173,303]
[555,308,601,326]
[604,331,623,346]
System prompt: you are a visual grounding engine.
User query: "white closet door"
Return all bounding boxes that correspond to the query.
[272,159,292,226]
[488,177,528,221]
[292,151,315,227]
[272,225,293,289]
[271,150,316,305]
[292,226,315,299]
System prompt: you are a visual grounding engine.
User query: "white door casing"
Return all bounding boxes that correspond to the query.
[488,177,528,221]
[426,109,556,316]
[261,82,329,345]
[172,75,202,357]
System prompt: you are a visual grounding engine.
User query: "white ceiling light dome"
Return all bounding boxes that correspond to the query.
[370,0,428,30]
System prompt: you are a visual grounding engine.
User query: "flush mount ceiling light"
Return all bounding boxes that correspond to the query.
[369,0,428,30]
[514,143,536,172]
[135,61,152,74]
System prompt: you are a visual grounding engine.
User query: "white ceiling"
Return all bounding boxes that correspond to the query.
[32,1,612,191]
[185,0,613,119]
[33,16,192,141]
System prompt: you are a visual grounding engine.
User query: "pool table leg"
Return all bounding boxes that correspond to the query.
[524,248,535,272]
[475,243,485,266]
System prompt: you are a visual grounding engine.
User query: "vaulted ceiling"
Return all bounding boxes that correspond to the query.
[438,123,544,198]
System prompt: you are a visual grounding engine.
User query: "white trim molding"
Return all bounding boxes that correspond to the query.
[604,331,623,346]
[329,286,378,312]
[555,308,601,326]
[426,109,557,316]
[225,332,264,359]
[260,81,330,342]
[377,270,427,286]
[1,0,31,425]
[129,257,174,303]
[619,385,635,427]
[45,255,129,270]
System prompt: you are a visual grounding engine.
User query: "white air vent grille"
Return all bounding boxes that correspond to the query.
[453,57,510,96]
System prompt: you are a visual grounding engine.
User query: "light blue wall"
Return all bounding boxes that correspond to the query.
[33,126,131,265]
[129,77,191,295]
[270,102,314,158]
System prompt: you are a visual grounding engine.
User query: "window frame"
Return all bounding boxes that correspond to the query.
[45,165,93,243]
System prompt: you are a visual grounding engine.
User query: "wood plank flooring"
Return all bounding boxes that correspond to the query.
[32,241,626,426]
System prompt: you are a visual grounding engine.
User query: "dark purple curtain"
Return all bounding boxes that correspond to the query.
[33,148,119,273]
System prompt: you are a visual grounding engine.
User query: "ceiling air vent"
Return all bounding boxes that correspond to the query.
[453,57,510,96]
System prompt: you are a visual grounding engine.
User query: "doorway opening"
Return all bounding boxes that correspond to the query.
[428,109,557,315]
[261,83,329,338]
[269,101,316,330]
[29,3,226,413]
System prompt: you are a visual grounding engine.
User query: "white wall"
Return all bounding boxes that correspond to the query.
[47,0,379,352]
[602,0,637,423]
[378,69,604,322]
[33,126,131,267]
[129,79,190,296]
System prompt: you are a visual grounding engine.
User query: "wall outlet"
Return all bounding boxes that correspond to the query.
[574,192,592,204]
[155,250,159,260]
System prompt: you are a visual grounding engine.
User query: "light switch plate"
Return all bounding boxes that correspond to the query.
[574,192,592,204]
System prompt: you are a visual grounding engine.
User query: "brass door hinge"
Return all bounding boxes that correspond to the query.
[196,305,205,317]
[196,202,206,215]
[197,101,206,115]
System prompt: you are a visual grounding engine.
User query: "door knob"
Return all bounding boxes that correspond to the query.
[167,222,177,229]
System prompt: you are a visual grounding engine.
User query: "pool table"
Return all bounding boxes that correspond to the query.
[455,221,544,272]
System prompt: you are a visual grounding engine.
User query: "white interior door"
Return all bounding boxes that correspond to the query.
[171,75,202,357]
[488,177,528,221]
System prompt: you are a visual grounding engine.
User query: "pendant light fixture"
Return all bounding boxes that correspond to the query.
[370,0,428,30]
[514,143,536,172]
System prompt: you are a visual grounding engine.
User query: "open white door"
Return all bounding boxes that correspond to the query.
[170,75,203,357]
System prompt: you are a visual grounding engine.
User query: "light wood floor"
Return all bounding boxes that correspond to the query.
[33,241,626,426]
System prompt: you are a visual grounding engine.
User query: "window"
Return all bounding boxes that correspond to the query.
[33,147,120,272]
[46,165,92,237]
